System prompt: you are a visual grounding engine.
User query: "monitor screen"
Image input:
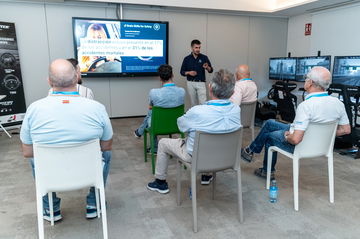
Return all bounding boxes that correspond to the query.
[332,56,360,86]
[295,56,331,82]
[269,57,296,81]
[72,17,169,77]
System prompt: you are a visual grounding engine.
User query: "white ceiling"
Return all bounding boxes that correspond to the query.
[73,0,360,16]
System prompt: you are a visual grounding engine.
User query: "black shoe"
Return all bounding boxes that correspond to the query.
[254,168,275,180]
[134,130,141,138]
[147,180,169,194]
[146,148,157,154]
[241,148,254,163]
[201,175,213,185]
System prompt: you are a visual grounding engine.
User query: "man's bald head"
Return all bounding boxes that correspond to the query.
[49,59,77,89]
[236,64,250,80]
[307,66,332,90]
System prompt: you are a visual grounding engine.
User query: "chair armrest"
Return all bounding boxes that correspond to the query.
[268,146,294,159]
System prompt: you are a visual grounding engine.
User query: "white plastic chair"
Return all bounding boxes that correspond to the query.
[266,121,338,211]
[240,101,257,140]
[176,128,243,232]
[33,139,108,239]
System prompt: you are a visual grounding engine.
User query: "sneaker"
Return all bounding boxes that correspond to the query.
[254,168,275,180]
[201,174,213,185]
[86,205,98,219]
[43,209,62,222]
[134,129,141,138]
[241,148,254,163]
[147,180,169,194]
[146,148,157,154]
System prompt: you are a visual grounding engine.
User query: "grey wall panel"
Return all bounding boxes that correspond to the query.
[248,17,288,92]
[0,2,50,106]
[207,14,249,75]
[160,11,207,110]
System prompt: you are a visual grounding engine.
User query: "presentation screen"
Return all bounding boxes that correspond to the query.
[72,17,169,77]
[295,56,331,82]
[269,57,296,81]
[333,56,360,86]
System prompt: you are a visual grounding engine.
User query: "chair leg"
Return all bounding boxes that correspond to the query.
[328,155,334,203]
[95,188,101,218]
[49,193,54,226]
[176,160,182,206]
[144,131,148,162]
[211,172,216,200]
[266,149,273,190]
[293,158,299,211]
[151,135,155,174]
[191,173,198,232]
[36,191,45,239]
[237,169,244,223]
[99,186,108,239]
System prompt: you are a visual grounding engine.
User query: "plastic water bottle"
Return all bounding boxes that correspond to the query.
[189,186,192,200]
[269,180,278,203]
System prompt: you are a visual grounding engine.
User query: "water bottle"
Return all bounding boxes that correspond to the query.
[269,180,278,203]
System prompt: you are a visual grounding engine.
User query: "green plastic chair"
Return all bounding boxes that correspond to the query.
[144,105,185,174]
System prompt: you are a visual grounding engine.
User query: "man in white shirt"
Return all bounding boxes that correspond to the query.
[230,64,257,105]
[241,66,351,179]
[48,58,94,99]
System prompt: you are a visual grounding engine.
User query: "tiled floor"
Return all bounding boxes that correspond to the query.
[1,118,360,239]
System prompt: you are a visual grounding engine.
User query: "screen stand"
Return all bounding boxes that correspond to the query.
[0,123,12,138]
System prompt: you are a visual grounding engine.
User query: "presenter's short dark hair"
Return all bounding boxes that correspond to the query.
[158,64,173,82]
[191,39,201,46]
[67,58,79,68]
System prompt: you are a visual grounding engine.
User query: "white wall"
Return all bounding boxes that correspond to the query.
[1,1,288,117]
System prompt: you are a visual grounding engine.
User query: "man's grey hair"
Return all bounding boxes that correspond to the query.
[49,59,77,88]
[210,69,235,99]
[307,66,332,90]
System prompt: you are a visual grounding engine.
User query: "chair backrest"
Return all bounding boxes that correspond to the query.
[33,139,103,196]
[150,105,184,135]
[240,101,257,128]
[293,121,338,159]
[191,128,243,173]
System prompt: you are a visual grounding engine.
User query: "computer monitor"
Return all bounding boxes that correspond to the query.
[332,56,360,86]
[295,56,331,82]
[269,57,296,81]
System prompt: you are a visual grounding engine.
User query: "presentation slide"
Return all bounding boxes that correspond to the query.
[73,18,168,77]
[269,57,296,80]
[295,56,331,82]
[333,56,360,86]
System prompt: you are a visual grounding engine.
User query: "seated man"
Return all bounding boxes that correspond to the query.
[241,66,351,179]
[20,59,113,221]
[230,64,257,105]
[147,69,241,193]
[49,58,94,99]
[134,64,185,150]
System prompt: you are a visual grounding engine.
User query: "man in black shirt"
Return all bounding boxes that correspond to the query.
[180,39,213,106]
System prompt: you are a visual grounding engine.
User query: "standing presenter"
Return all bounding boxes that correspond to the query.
[180,39,213,106]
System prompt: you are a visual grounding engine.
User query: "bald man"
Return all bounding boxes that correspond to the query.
[20,59,113,222]
[241,66,350,179]
[230,64,257,105]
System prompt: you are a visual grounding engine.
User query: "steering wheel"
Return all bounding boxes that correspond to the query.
[88,57,121,71]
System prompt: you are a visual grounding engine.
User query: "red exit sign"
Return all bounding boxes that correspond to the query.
[305,23,312,36]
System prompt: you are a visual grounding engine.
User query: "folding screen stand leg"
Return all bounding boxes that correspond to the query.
[0,123,11,138]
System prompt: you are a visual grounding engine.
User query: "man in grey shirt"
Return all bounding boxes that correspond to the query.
[134,64,185,150]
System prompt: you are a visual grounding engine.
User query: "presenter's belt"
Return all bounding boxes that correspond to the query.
[187,79,205,82]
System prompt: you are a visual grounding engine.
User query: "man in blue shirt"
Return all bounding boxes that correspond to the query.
[134,65,185,152]
[147,69,241,194]
[180,39,213,106]
[20,59,113,221]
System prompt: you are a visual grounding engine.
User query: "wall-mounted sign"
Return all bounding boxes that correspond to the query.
[305,23,312,36]
[0,21,26,127]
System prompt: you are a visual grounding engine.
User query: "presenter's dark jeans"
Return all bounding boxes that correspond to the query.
[249,119,295,171]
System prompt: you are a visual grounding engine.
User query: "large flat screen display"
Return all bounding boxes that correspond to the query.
[269,57,296,81]
[333,56,360,86]
[295,56,331,82]
[72,17,168,77]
